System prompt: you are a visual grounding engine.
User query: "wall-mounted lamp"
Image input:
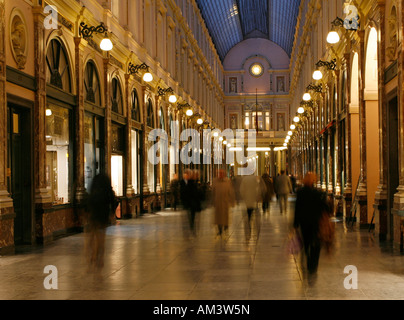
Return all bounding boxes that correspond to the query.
[128,62,153,82]
[312,69,323,80]
[158,86,177,103]
[178,102,193,116]
[316,58,337,71]
[327,31,341,44]
[327,17,344,44]
[327,14,359,44]
[195,114,204,125]
[306,84,323,93]
[79,22,113,51]
[301,100,313,108]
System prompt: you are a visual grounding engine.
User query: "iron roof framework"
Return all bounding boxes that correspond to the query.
[195,0,301,61]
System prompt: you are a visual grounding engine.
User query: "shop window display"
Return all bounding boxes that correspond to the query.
[131,129,140,194]
[46,104,70,204]
[111,125,124,196]
[111,155,123,196]
[84,114,103,191]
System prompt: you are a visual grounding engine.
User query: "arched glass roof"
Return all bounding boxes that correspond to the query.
[195,0,301,61]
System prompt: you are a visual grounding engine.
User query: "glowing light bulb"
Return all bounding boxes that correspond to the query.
[100,37,113,51]
[327,31,340,44]
[169,95,177,103]
[143,72,153,82]
[303,93,311,101]
[313,70,323,80]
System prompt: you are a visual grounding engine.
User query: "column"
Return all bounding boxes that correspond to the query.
[327,128,333,194]
[373,2,388,240]
[174,107,180,179]
[74,37,87,204]
[125,74,134,218]
[393,0,404,246]
[357,30,368,226]
[334,68,343,217]
[33,5,53,244]
[125,74,134,197]
[343,53,353,220]
[141,85,150,206]
[103,56,112,177]
[155,95,161,196]
[0,0,15,253]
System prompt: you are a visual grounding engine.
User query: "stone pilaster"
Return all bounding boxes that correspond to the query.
[343,53,353,220]
[155,94,161,195]
[373,1,388,240]
[103,55,111,178]
[33,5,53,244]
[0,0,15,253]
[357,29,368,226]
[74,37,87,204]
[141,85,150,196]
[125,74,134,198]
[392,0,404,245]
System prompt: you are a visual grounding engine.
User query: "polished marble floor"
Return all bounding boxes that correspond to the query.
[1,198,404,300]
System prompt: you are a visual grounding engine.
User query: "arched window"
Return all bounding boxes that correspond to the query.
[131,89,140,122]
[159,107,165,130]
[340,70,346,113]
[111,77,123,114]
[332,85,337,118]
[146,98,154,128]
[84,61,101,105]
[46,38,72,92]
[169,114,174,136]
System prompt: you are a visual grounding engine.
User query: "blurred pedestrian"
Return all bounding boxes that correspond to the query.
[290,174,297,193]
[293,172,330,275]
[231,175,242,204]
[170,173,180,211]
[180,169,201,236]
[212,170,235,237]
[193,170,205,210]
[274,170,292,214]
[85,173,117,273]
[240,174,266,240]
[261,173,275,213]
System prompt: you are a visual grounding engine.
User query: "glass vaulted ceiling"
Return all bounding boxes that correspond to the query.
[195,0,301,61]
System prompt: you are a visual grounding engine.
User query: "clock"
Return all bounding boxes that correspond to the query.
[250,63,264,77]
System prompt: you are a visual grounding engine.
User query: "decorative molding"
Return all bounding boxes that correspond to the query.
[384,60,397,84]
[110,55,124,70]
[9,8,28,70]
[6,66,36,91]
